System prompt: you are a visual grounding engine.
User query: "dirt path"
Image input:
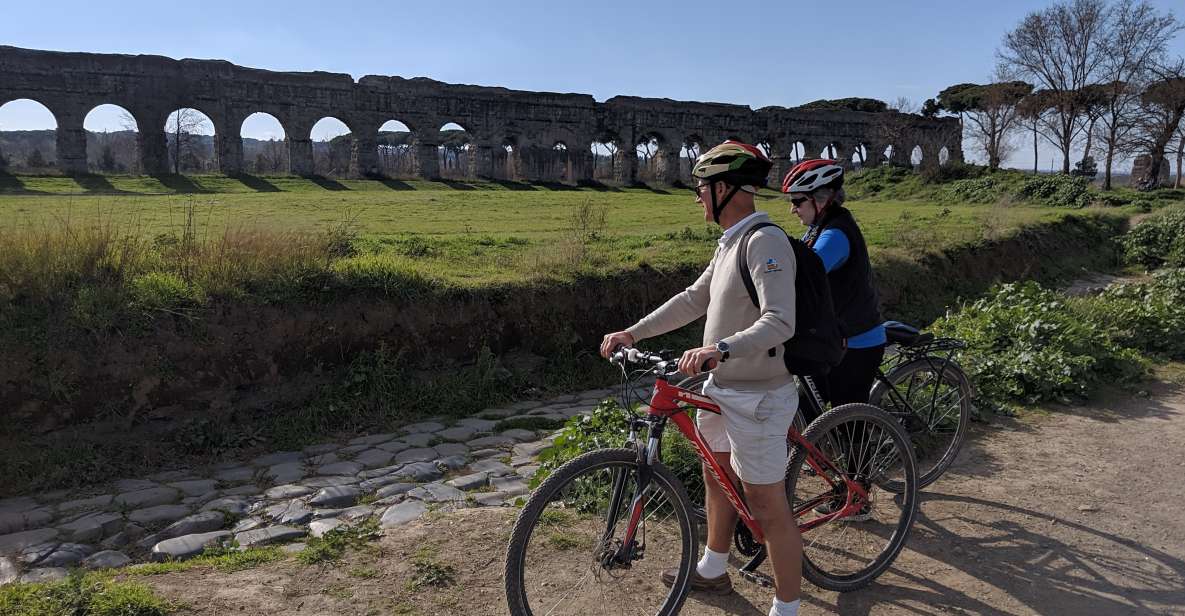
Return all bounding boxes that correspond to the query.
[139,376,1185,615]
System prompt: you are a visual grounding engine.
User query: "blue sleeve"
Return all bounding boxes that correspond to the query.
[812,228,849,273]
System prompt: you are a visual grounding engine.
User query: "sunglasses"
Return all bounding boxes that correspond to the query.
[691,183,712,194]
[790,196,810,207]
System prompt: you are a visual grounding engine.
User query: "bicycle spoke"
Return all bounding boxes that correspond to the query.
[510,453,692,616]
[786,406,916,588]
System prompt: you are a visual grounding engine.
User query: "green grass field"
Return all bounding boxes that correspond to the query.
[0,174,1078,288]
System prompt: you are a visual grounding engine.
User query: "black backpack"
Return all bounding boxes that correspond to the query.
[737,222,845,376]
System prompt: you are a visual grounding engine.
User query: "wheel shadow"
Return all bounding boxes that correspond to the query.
[816,491,1185,615]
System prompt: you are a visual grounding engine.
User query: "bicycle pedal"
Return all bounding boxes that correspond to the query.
[739,570,774,588]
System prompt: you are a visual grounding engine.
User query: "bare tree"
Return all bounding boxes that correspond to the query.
[999,0,1110,173]
[1129,61,1185,189]
[1094,0,1181,188]
[1017,90,1055,173]
[168,108,212,174]
[889,97,919,114]
[115,110,140,174]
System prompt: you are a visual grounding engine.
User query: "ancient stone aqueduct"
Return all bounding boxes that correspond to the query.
[0,45,962,183]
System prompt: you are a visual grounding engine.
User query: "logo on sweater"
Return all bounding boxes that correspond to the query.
[764,258,782,272]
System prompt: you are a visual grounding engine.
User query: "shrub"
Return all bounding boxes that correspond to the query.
[533,400,704,501]
[1015,174,1092,208]
[931,281,1145,407]
[943,176,1003,203]
[1121,208,1185,270]
[920,161,984,184]
[1077,269,1185,360]
[1094,193,1131,207]
[130,271,206,312]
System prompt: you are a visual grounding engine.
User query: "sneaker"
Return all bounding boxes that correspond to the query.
[660,568,733,595]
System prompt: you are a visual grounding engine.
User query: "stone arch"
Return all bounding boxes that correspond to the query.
[309,116,352,176]
[438,122,473,180]
[680,134,706,184]
[788,141,807,164]
[635,131,678,185]
[0,98,58,172]
[635,133,661,184]
[376,119,413,178]
[589,132,619,183]
[939,146,950,167]
[240,112,288,174]
[163,107,215,174]
[849,143,870,170]
[549,140,574,183]
[84,103,139,174]
[911,145,924,168]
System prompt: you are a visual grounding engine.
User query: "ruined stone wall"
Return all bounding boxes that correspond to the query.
[0,45,962,181]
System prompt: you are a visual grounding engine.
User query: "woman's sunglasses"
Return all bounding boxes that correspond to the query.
[790,196,810,207]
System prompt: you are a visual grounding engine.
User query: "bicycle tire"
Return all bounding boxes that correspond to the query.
[779,403,919,592]
[504,448,697,616]
[870,357,972,491]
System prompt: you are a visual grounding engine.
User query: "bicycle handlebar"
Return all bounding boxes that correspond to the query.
[609,346,715,374]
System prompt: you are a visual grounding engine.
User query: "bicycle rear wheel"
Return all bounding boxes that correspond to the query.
[870,358,972,491]
[504,448,696,616]
[783,403,919,592]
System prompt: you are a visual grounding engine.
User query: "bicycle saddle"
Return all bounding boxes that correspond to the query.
[883,321,934,347]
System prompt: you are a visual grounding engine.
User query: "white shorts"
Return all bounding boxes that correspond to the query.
[697,377,798,485]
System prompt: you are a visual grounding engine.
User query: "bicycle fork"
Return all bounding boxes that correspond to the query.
[600,424,659,569]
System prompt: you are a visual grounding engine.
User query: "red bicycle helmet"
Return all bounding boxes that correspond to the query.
[782,159,844,194]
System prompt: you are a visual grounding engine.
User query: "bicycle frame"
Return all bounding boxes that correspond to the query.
[611,374,872,563]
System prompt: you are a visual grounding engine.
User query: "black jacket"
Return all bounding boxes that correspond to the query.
[804,206,883,339]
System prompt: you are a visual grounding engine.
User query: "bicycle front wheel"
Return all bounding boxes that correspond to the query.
[870,358,972,491]
[505,448,697,616]
[785,403,919,592]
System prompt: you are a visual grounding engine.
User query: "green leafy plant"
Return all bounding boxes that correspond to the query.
[532,400,704,504]
[932,281,1146,408]
[1121,208,1185,270]
[1076,269,1185,360]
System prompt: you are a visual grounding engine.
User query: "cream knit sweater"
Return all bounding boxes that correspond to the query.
[627,212,797,390]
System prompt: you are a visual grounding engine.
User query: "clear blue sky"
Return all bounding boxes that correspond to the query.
[2,0,1183,168]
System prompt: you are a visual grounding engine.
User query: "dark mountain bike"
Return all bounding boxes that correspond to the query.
[504,347,918,616]
[871,321,974,491]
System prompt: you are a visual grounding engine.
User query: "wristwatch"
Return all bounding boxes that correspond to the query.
[715,341,730,362]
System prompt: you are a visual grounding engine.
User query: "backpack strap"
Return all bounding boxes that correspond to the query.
[736,221,785,358]
[736,222,782,309]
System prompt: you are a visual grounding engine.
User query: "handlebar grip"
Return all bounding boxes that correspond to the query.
[700,358,718,372]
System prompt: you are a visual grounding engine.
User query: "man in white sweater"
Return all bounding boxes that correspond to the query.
[600,141,804,616]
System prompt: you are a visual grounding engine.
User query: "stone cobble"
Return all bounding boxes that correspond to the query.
[0,388,611,583]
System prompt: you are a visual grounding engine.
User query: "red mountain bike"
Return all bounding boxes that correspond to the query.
[505,347,919,616]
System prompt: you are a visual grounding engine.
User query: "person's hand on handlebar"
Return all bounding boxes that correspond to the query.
[678,345,722,376]
[600,331,636,359]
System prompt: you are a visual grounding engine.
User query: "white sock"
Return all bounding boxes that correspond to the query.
[695,547,729,579]
[770,598,800,616]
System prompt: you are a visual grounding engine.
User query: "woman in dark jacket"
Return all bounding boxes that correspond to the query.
[782,159,885,420]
